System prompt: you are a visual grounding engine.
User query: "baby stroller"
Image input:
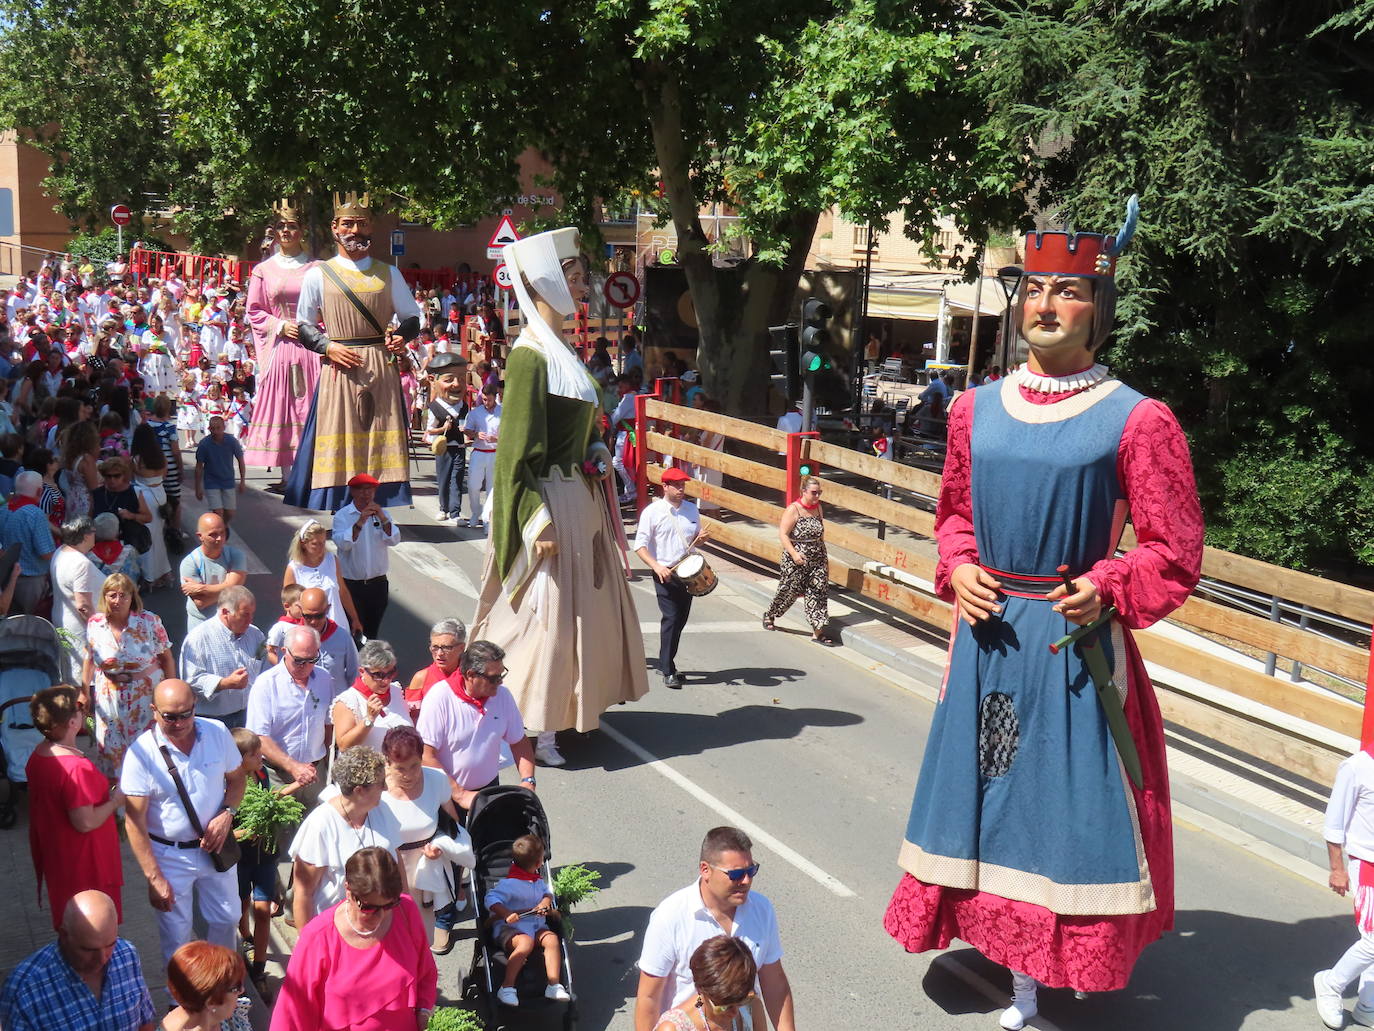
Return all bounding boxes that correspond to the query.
[0,616,63,829]
[462,784,576,1031]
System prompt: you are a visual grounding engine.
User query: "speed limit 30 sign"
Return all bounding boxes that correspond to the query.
[492,263,513,291]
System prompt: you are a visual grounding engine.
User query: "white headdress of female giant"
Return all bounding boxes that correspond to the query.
[503,227,599,405]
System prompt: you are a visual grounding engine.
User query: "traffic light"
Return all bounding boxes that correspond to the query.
[799,297,849,409]
[768,323,801,403]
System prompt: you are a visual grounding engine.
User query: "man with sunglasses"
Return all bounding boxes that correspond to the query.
[246,624,333,811]
[289,586,359,700]
[120,679,246,969]
[635,826,796,1031]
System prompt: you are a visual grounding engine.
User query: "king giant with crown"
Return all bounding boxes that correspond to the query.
[883,198,1204,1029]
[284,191,422,509]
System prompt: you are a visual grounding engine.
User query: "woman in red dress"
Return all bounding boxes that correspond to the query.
[25,685,125,928]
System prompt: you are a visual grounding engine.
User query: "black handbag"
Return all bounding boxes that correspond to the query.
[158,742,241,873]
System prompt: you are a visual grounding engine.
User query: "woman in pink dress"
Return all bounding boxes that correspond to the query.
[25,686,124,928]
[271,847,437,1031]
[242,201,318,475]
[82,572,175,778]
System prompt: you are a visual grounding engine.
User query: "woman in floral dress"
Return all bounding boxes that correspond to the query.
[82,572,175,778]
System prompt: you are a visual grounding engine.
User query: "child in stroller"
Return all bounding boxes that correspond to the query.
[486,834,573,1007]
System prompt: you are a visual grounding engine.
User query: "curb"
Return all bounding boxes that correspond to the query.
[727,574,1327,877]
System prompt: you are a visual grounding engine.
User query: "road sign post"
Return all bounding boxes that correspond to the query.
[110,204,131,257]
[486,215,520,260]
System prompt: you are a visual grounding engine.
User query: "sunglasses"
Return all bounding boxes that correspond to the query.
[469,668,508,682]
[352,896,400,915]
[710,862,760,882]
[158,708,195,722]
[299,611,328,621]
[701,991,755,1015]
[364,667,396,680]
[287,653,320,665]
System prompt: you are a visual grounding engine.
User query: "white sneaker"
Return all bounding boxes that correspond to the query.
[545,983,571,1002]
[497,986,519,1007]
[460,518,471,528]
[1000,972,1038,1031]
[1316,970,1345,1029]
[536,742,566,767]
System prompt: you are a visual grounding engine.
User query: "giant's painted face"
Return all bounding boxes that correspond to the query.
[1020,275,1096,356]
[332,215,373,257]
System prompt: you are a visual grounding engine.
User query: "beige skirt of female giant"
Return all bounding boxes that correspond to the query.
[473,468,648,733]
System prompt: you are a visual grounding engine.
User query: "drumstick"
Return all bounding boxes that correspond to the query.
[1056,564,1076,595]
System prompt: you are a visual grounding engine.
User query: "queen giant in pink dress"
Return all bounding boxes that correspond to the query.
[242,250,319,468]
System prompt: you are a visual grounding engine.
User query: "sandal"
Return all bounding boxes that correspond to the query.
[811,633,839,647]
[762,617,775,631]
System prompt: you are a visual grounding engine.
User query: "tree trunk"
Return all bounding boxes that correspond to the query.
[640,61,819,416]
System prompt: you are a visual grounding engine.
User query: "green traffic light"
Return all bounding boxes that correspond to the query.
[799,463,813,476]
[806,355,822,372]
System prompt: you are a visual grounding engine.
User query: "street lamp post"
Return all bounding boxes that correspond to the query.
[996,265,1022,372]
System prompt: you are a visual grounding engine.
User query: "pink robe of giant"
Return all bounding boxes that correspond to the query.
[242,251,319,468]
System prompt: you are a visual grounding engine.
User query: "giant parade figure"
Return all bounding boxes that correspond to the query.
[242,198,318,484]
[284,191,422,510]
[882,198,1204,1030]
[471,227,648,766]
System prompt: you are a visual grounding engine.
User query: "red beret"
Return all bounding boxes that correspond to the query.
[659,467,691,484]
[347,473,380,488]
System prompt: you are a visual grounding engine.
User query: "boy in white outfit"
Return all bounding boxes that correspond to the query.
[1315,747,1374,1028]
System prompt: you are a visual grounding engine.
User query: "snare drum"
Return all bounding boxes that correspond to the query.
[673,553,718,597]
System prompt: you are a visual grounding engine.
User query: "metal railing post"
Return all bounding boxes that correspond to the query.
[1291,605,1311,682]
[1263,596,1280,676]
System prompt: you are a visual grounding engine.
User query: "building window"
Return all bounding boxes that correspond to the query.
[853,224,871,253]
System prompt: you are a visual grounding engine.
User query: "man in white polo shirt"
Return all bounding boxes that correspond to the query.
[120,678,246,967]
[635,826,796,1031]
[417,639,536,811]
[246,624,332,810]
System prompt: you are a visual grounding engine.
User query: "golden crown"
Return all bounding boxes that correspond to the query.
[272,197,303,223]
[332,191,372,218]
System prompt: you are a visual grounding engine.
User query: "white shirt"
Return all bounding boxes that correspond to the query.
[50,547,100,641]
[331,501,400,581]
[611,393,636,427]
[462,404,501,452]
[288,797,403,913]
[296,255,423,327]
[1326,750,1374,863]
[633,497,699,567]
[415,681,524,789]
[246,662,333,764]
[639,881,784,1007]
[119,719,239,842]
[333,685,412,753]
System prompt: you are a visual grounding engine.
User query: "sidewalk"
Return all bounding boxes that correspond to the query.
[699,531,1335,884]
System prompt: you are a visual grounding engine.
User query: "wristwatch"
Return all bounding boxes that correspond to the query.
[363,716,375,728]
[521,776,536,787]
[224,804,238,817]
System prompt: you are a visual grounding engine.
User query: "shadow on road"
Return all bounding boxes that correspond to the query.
[565,903,654,1031]
[916,909,1355,1029]
[562,704,864,770]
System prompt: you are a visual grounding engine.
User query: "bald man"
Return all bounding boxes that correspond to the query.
[292,586,358,698]
[121,679,245,966]
[0,890,155,1030]
[179,512,248,627]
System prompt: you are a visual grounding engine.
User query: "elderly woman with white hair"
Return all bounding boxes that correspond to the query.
[471,228,648,767]
[288,745,404,932]
[285,517,361,635]
[403,617,467,722]
[333,639,411,753]
[49,516,101,682]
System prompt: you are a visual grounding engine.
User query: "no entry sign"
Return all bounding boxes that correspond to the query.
[603,271,641,309]
[110,204,132,227]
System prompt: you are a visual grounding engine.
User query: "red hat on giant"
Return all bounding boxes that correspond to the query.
[347,473,380,488]
[1022,194,1139,279]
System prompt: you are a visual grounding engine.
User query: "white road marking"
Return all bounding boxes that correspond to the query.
[393,541,479,599]
[597,721,857,898]
[639,620,764,636]
[180,495,273,574]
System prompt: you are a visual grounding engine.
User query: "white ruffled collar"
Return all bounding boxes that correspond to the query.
[269,251,312,269]
[1014,362,1110,394]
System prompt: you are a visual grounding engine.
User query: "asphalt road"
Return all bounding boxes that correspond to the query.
[144,463,1359,1031]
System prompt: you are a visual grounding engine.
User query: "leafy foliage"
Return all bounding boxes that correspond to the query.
[969,0,1374,571]
[65,229,175,273]
[550,863,602,910]
[425,1008,485,1031]
[234,781,305,846]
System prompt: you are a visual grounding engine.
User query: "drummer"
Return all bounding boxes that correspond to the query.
[633,466,707,689]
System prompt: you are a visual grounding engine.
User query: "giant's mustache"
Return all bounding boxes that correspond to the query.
[336,233,372,249]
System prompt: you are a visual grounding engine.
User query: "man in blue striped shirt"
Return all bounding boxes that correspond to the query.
[0,890,154,1031]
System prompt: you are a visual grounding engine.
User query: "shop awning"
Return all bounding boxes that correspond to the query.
[865,275,1007,322]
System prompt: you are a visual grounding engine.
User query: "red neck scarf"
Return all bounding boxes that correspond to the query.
[505,863,541,882]
[352,674,391,706]
[409,663,461,706]
[6,495,37,512]
[450,676,486,715]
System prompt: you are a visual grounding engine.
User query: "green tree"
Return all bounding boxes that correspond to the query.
[969,0,1374,571]
[156,0,1020,414]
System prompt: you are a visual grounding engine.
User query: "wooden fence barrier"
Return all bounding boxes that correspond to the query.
[635,387,1374,785]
